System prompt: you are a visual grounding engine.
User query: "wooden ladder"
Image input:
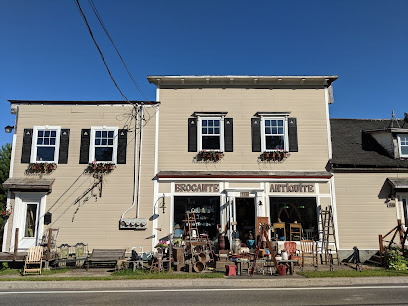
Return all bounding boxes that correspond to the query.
[320,205,339,266]
[183,212,200,243]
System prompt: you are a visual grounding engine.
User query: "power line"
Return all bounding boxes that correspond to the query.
[74,0,132,105]
[87,0,148,101]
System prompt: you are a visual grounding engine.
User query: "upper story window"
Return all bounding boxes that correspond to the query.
[31,126,61,163]
[260,117,289,152]
[90,127,118,163]
[398,134,408,158]
[198,117,224,152]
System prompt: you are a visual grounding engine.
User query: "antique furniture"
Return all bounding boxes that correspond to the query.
[300,240,318,270]
[289,223,302,241]
[273,222,286,240]
[23,246,43,275]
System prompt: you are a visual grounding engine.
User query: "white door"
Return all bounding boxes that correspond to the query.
[10,193,46,251]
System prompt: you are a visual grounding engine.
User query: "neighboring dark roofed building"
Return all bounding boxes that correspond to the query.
[330,118,408,169]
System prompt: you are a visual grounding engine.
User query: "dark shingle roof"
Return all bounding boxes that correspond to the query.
[330,119,408,169]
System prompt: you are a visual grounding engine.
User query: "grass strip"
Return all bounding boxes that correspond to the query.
[0,269,224,281]
[298,269,408,278]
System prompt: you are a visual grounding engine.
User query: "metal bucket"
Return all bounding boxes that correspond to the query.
[193,261,206,273]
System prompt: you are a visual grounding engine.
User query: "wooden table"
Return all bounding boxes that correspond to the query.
[277,259,299,275]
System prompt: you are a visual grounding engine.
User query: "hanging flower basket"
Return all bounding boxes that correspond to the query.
[1,209,11,220]
[198,150,224,161]
[28,162,57,173]
[88,162,116,173]
[261,150,288,162]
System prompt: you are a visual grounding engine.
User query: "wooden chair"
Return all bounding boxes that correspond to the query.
[300,240,318,270]
[23,246,43,275]
[284,241,301,262]
[289,223,302,241]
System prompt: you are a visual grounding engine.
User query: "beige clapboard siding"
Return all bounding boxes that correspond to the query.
[334,172,408,250]
[158,88,329,171]
[6,104,157,251]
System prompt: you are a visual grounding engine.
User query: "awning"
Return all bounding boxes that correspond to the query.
[387,178,408,189]
[3,178,55,193]
[156,170,332,179]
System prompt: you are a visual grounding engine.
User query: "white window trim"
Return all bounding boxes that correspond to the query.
[197,116,225,152]
[30,126,61,163]
[397,134,408,158]
[260,117,289,152]
[89,126,119,163]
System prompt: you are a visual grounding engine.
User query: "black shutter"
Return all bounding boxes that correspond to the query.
[188,118,197,152]
[288,117,298,152]
[251,118,261,152]
[58,129,70,164]
[21,129,33,163]
[79,129,91,164]
[224,118,233,152]
[117,129,127,164]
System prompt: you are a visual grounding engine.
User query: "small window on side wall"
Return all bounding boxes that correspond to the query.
[90,127,118,163]
[31,126,61,163]
[398,134,408,158]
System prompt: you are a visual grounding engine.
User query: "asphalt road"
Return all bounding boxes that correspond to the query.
[1,285,408,306]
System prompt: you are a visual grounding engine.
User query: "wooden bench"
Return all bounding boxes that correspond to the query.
[86,249,126,270]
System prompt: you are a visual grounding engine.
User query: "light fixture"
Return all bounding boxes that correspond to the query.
[4,125,14,133]
[298,205,305,209]
[159,193,166,213]
[258,201,263,206]
[283,205,289,209]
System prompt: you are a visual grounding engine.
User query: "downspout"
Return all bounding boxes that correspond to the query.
[136,105,144,218]
[121,104,143,219]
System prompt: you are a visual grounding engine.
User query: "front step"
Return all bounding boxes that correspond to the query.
[366,251,383,266]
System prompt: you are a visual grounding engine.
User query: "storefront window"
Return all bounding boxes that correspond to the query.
[174,196,220,240]
[24,204,37,238]
[269,197,318,241]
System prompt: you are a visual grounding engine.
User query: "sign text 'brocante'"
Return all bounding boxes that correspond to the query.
[175,183,219,192]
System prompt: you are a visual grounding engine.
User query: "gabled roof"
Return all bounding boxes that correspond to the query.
[330,119,408,169]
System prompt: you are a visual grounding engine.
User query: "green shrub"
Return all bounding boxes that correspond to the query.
[1,262,9,271]
[384,244,408,271]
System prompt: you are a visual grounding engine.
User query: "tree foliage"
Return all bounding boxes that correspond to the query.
[0,143,12,228]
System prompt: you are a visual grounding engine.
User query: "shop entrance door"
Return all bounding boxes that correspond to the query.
[235,198,256,243]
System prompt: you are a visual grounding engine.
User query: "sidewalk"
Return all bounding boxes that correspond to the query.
[1,276,408,290]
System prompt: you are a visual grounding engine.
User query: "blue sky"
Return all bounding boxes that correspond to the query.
[1,0,407,146]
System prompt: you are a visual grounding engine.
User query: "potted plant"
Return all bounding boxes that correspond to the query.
[1,209,11,220]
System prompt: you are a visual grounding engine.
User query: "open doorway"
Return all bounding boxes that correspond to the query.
[235,198,255,242]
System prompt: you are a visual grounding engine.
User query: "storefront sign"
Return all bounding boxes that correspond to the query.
[175,183,220,193]
[270,183,314,193]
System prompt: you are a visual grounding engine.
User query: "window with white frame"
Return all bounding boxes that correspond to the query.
[90,127,118,163]
[261,117,288,152]
[398,134,408,158]
[199,117,224,151]
[31,126,61,163]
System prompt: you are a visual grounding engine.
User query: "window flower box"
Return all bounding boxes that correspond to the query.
[261,150,288,162]
[198,150,224,161]
[88,161,116,173]
[28,162,57,173]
